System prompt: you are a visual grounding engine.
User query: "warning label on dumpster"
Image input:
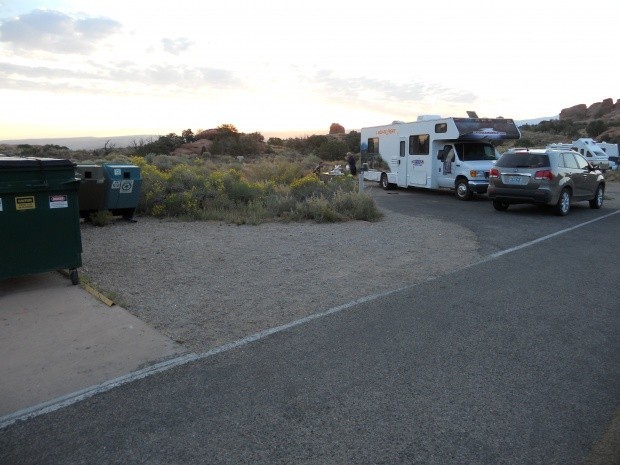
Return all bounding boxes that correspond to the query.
[15,196,35,211]
[111,180,121,189]
[49,195,68,209]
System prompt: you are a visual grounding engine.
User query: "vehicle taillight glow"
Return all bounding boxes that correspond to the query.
[489,168,500,178]
[534,170,553,180]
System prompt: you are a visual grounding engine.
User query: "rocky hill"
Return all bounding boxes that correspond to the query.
[507,98,620,149]
[559,97,619,141]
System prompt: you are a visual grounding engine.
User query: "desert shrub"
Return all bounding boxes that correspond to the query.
[332,191,383,221]
[290,174,328,200]
[131,152,383,224]
[132,158,170,213]
[88,210,115,226]
[586,120,607,138]
[315,139,349,161]
[518,138,535,148]
[243,158,307,185]
[604,171,620,182]
[161,190,201,218]
[295,195,343,222]
[146,154,192,171]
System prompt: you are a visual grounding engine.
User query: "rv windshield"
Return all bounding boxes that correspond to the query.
[454,143,497,161]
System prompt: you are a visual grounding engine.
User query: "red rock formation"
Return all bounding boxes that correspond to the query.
[560,104,587,120]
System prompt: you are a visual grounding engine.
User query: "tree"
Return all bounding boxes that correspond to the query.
[586,120,607,138]
[316,139,348,161]
[344,130,360,153]
[181,129,195,143]
[217,124,239,136]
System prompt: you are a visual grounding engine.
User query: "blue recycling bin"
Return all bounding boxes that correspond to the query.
[102,164,142,220]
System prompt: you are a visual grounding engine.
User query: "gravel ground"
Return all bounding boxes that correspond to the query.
[80,203,481,353]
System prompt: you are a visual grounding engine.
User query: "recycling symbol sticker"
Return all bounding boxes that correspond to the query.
[120,180,134,194]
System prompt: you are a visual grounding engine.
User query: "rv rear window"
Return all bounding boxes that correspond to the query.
[435,123,447,133]
[409,134,429,155]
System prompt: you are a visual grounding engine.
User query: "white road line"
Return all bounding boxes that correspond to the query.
[2,210,618,429]
[487,210,620,260]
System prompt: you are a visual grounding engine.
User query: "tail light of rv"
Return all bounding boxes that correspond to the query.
[534,170,553,180]
[489,168,500,178]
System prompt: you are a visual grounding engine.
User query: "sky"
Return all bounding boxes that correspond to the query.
[0,0,618,140]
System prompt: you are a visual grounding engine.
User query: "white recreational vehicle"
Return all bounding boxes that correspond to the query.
[597,141,619,158]
[547,138,614,170]
[360,116,521,200]
[597,141,619,170]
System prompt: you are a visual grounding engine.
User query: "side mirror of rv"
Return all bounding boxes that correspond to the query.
[437,150,446,161]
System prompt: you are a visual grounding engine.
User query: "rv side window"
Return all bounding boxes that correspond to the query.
[409,134,429,155]
[367,138,379,154]
[435,123,447,133]
[400,140,405,157]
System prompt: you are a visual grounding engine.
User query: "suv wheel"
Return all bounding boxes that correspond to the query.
[455,179,472,201]
[554,188,571,216]
[589,185,604,209]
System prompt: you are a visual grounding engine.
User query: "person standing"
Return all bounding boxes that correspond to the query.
[346,152,357,176]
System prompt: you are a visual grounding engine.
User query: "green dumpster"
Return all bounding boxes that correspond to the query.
[75,164,107,219]
[0,157,82,285]
[102,164,142,220]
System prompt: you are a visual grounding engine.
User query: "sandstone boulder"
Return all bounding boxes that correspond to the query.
[560,104,587,120]
[172,139,212,156]
[586,98,615,118]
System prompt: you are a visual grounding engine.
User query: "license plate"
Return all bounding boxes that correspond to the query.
[505,175,526,185]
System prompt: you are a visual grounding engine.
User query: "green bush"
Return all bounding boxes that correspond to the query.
[130,154,383,224]
[88,210,114,226]
[315,139,349,161]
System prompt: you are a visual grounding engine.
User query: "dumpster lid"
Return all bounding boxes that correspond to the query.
[0,157,75,169]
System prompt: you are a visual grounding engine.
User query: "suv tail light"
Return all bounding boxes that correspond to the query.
[534,170,553,180]
[489,168,500,178]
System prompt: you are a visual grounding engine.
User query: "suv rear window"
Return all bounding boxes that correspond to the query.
[497,152,550,168]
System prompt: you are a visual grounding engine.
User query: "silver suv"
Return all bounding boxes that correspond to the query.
[488,148,605,216]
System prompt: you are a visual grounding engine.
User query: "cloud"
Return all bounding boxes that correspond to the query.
[312,71,477,106]
[0,61,241,93]
[0,9,121,54]
[161,37,193,55]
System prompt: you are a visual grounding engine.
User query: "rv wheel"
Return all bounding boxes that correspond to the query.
[380,173,391,190]
[455,179,472,200]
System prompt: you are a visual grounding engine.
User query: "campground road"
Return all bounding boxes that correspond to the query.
[367,182,620,256]
[1,186,619,464]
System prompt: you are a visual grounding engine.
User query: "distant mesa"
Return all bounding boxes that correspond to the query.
[560,98,618,122]
[559,97,619,142]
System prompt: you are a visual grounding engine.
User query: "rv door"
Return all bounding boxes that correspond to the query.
[408,134,430,186]
[397,138,407,187]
